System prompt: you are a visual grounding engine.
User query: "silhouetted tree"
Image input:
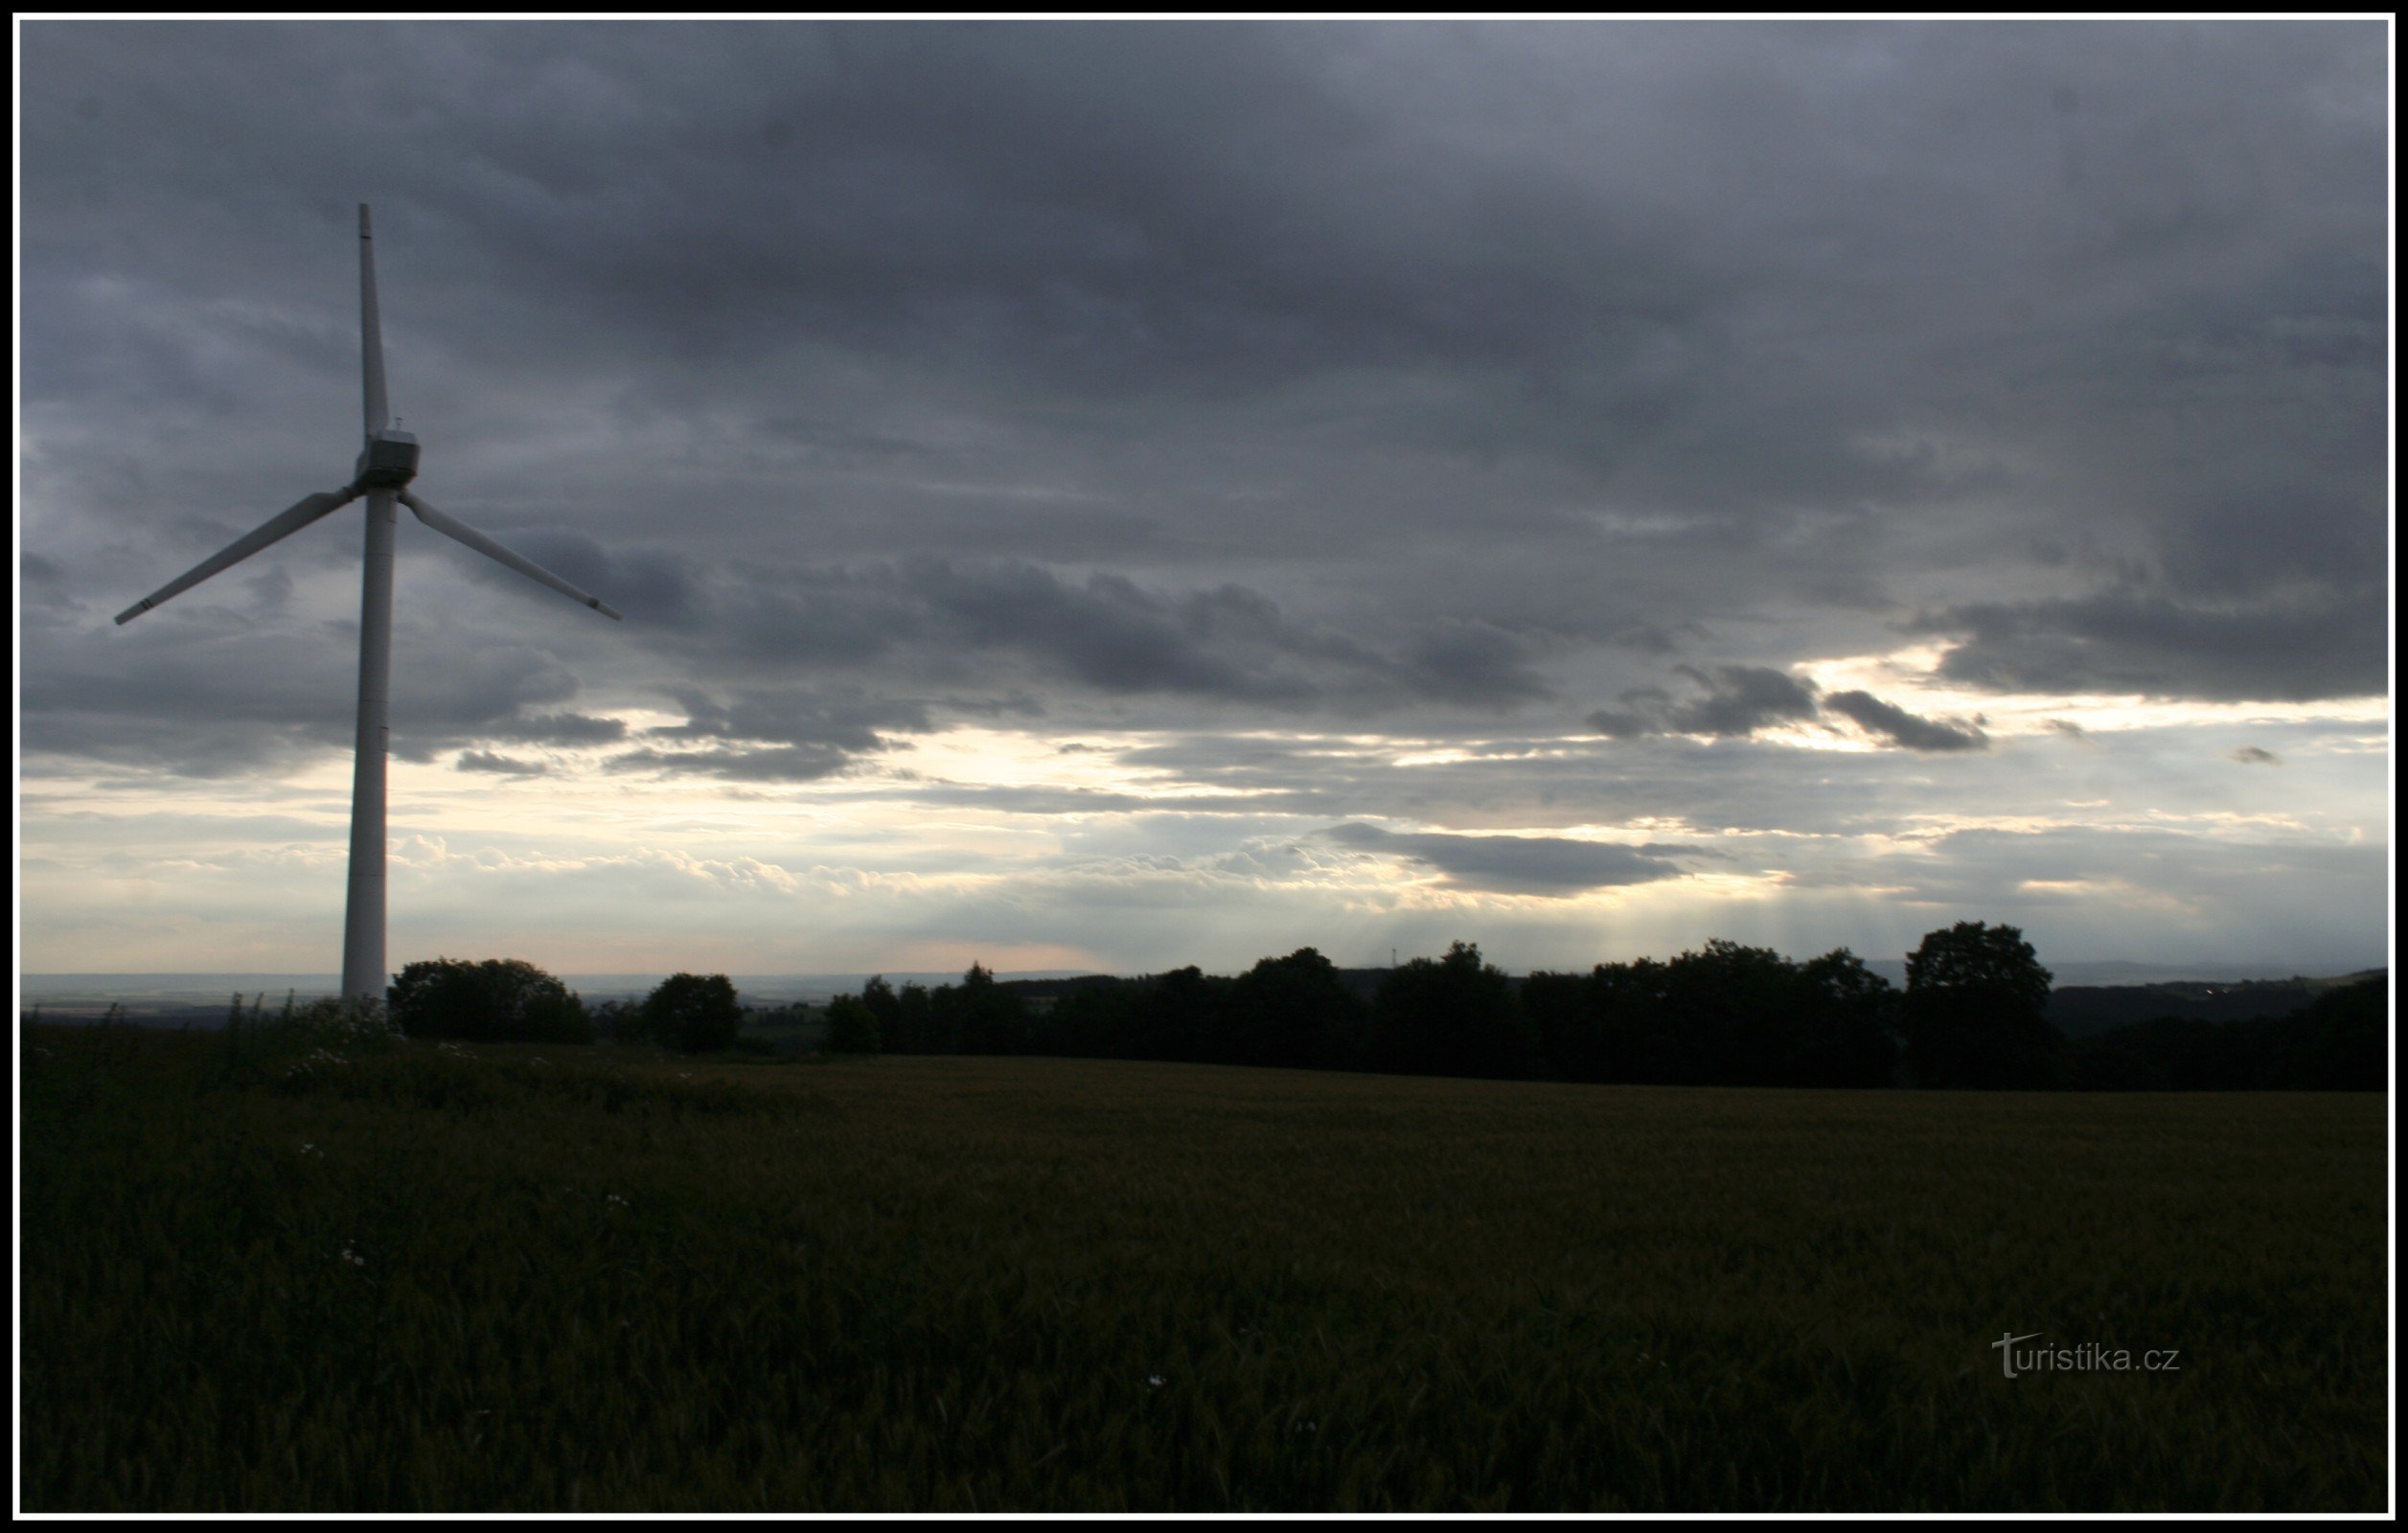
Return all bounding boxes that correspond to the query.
[640,972,744,1054]
[1372,942,1535,1078]
[1529,946,1897,1087]
[890,981,936,1052]
[388,957,590,1043]
[823,993,882,1055]
[1042,979,1148,1059]
[1135,966,1227,1061]
[1230,948,1370,1069]
[860,974,902,1040]
[1901,923,2061,1087]
[932,963,1029,1053]
[1594,957,1678,1082]
[1664,940,1799,1085]
[1524,969,1608,1082]
[1794,948,1901,1087]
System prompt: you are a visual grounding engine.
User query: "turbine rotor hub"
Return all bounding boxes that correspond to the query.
[354,428,421,491]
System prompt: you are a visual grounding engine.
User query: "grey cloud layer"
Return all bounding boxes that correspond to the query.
[19,604,600,775]
[682,557,1554,711]
[21,19,2385,754]
[1915,583,2387,703]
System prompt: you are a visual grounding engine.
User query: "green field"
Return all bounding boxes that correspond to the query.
[19,1016,2390,1511]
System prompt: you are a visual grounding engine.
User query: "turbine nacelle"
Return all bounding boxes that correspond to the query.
[353,427,421,491]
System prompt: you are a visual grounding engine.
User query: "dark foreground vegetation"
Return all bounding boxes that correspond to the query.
[20,1014,2386,1511]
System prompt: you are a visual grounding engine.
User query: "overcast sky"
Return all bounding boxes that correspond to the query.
[17,19,2393,983]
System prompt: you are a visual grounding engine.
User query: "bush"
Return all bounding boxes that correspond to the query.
[387,958,590,1043]
[641,972,744,1054]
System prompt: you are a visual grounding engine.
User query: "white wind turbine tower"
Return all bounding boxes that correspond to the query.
[116,204,622,1006]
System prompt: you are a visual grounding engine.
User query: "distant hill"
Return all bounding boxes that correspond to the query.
[2047,971,2386,1038]
[2067,974,2389,1090]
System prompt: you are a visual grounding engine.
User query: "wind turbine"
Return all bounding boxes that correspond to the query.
[116,204,622,1006]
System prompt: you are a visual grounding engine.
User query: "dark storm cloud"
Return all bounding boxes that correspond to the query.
[1399,620,1554,706]
[17,605,603,775]
[22,554,79,610]
[605,684,933,781]
[494,536,705,631]
[654,555,1553,712]
[419,22,1722,397]
[1821,691,1988,753]
[642,684,932,751]
[486,711,629,746]
[1589,665,1820,741]
[906,561,1319,701]
[1673,666,1821,738]
[456,749,547,776]
[1913,583,2386,702]
[1590,666,1991,753]
[1320,822,1698,897]
[15,18,2386,806]
[605,743,866,783]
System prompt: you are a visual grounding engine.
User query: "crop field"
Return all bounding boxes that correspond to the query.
[18,1014,2390,1511]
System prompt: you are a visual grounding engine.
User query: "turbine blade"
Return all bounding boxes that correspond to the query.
[360,203,388,436]
[114,488,360,625]
[398,490,623,620]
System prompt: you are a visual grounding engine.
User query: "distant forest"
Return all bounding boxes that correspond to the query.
[792,925,2387,1092]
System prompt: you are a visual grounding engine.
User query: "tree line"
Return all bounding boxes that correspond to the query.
[381,923,2386,1090]
[824,923,2051,1087]
[384,959,745,1053]
[821,922,2383,1090]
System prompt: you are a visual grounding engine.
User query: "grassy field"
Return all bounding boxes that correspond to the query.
[18,1014,2390,1511]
